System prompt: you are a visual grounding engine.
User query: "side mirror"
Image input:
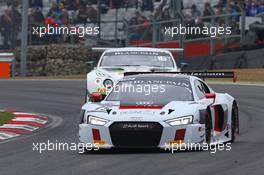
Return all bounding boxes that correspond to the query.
[86,61,95,72]
[91,92,103,102]
[86,61,95,67]
[205,93,216,99]
[180,62,189,69]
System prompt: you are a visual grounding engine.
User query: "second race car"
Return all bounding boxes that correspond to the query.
[86,47,184,101]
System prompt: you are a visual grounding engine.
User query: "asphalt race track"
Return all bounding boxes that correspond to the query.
[0,80,263,175]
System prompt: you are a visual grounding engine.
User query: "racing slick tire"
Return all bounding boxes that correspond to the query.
[231,102,239,143]
[205,109,212,144]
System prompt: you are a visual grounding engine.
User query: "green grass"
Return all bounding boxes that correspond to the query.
[0,112,15,126]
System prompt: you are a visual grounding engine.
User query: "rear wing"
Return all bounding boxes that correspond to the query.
[91,47,184,52]
[124,71,238,82]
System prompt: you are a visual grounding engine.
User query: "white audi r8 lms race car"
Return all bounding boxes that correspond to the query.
[79,72,239,150]
[86,47,184,101]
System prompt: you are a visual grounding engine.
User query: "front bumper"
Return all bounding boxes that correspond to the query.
[79,121,205,149]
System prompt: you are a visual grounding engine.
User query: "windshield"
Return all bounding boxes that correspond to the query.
[106,77,193,106]
[100,51,174,68]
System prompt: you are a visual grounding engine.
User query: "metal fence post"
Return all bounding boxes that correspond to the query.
[209,7,216,57]
[115,8,118,46]
[123,19,129,46]
[12,60,15,78]
[152,19,157,48]
[97,0,101,39]
[240,5,246,43]
[176,11,185,59]
[180,20,185,59]
[210,18,217,56]
[21,0,29,77]
[224,4,230,47]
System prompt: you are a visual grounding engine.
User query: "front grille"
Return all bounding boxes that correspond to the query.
[109,122,163,148]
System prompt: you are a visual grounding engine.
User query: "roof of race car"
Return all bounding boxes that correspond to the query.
[103,47,172,54]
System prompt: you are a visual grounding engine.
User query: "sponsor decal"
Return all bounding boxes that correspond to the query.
[96,88,107,94]
[121,123,153,129]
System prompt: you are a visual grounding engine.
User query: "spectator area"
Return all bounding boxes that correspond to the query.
[0,0,264,48]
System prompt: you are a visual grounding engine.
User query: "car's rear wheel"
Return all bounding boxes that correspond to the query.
[231,103,239,143]
[205,110,212,144]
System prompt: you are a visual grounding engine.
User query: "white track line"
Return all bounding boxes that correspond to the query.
[12,113,48,120]
[0,132,19,139]
[0,132,19,137]
[13,112,48,118]
[0,136,7,140]
[13,112,37,115]
[12,117,47,124]
[0,124,38,131]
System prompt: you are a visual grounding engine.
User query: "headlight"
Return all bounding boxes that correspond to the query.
[103,79,114,88]
[165,115,193,126]
[88,115,109,126]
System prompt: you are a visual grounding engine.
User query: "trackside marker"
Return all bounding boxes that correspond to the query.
[12,117,47,124]
[0,128,30,134]
[0,132,19,137]
[13,112,48,120]
[0,111,49,141]
[0,136,6,140]
[0,124,38,131]
[0,132,19,139]
[13,115,48,121]
[13,112,37,115]
[7,121,44,127]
